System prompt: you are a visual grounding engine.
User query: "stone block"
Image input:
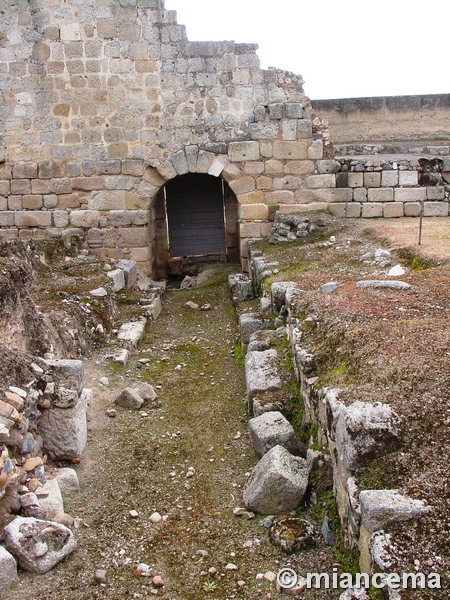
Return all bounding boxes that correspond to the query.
[185,145,198,172]
[98,20,116,39]
[297,120,313,139]
[60,23,81,41]
[36,478,64,519]
[39,389,91,460]
[55,468,79,499]
[359,490,431,532]
[336,401,401,470]
[239,203,268,220]
[89,190,126,210]
[4,516,77,575]
[0,197,6,211]
[0,181,10,196]
[361,203,383,218]
[281,120,297,141]
[115,387,144,409]
[0,211,15,227]
[381,170,398,187]
[243,445,310,514]
[0,545,18,591]
[364,173,381,188]
[240,221,261,238]
[15,211,52,227]
[229,176,256,195]
[328,203,361,218]
[426,186,445,200]
[312,189,352,203]
[273,141,307,160]
[117,259,137,288]
[249,411,303,458]
[367,188,394,202]
[11,179,31,195]
[245,348,281,398]
[285,103,303,119]
[347,188,365,204]
[317,160,340,174]
[44,359,84,394]
[306,174,336,189]
[348,172,363,188]
[265,191,295,205]
[128,247,152,262]
[394,188,426,202]
[383,202,403,218]
[53,210,69,228]
[69,210,99,228]
[403,202,421,217]
[307,140,323,159]
[208,156,227,177]
[117,317,147,350]
[229,141,259,162]
[117,227,150,247]
[248,123,279,140]
[398,170,418,187]
[423,201,448,217]
[13,162,38,179]
[265,160,283,175]
[107,269,125,291]
[171,150,189,175]
[72,176,106,191]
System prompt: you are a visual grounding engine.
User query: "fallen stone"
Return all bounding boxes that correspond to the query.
[131,382,158,403]
[248,411,304,458]
[335,401,401,470]
[39,388,91,460]
[52,512,74,528]
[239,313,273,345]
[5,516,77,574]
[106,268,125,291]
[117,318,147,350]
[150,512,162,523]
[95,569,107,584]
[388,264,405,277]
[269,518,320,554]
[37,478,64,519]
[243,445,310,514]
[319,282,338,294]
[184,301,199,309]
[90,287,108,297]
[356,280,410,290]
[0,545,18,592]
[110,348,129,366]
[117,259,137,288]
[152,575,164,587]
[55,468,80,499]
[115,387,144,409]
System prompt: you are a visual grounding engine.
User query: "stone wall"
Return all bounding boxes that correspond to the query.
[0,1,448,277]
[313,94,450,152]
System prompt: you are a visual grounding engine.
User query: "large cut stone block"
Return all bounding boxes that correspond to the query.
[239,313,272,345]
[243,445,309,514]
[44,359,84,395]
[228,141,259,162]
[245,349,282,398]
[359,489,431,532]
[117,317,147,350]
[39,389,91,459]
[249,411,303,457]
[117,259,137,288]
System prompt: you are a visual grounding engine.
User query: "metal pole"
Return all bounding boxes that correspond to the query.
[418,200,424,245]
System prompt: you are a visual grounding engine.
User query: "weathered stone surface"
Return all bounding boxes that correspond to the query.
[4,517,76,575]
[115,387,144,409]
[243,445,310,514]
[131,381,158,403]
[55,468,79,499]
[335,401,401,470]
[44,359,84,394]
[239,313,272,345]
[39,389,91,459]
[0,545,18,592]
[359,490,431,532]
[117,317,147,350]
[356,280,410,290]
[36,478,64,519]
[106,268,125,291]
[249,411,303,457]
[228,273,254,301]
[116,259,137,288]
[271,281,297,314]
[269,518,320,553]
[245,349,282,399]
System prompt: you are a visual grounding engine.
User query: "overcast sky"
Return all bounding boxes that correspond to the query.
[164,0,449,100]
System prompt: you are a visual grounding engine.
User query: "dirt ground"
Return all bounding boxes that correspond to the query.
[3,215,450,600]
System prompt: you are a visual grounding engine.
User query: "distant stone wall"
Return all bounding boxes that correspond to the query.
[0,2,448,277]
[313,94,450,152]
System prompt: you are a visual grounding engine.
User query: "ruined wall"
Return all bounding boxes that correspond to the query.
[0,1,448,278]
[313,94,450,152]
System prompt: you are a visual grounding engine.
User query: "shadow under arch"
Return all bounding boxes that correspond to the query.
[153,173,239,279]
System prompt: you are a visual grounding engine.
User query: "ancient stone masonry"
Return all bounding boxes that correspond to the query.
[0,1,449,280]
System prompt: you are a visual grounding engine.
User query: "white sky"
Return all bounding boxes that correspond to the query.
[164,0,450,100]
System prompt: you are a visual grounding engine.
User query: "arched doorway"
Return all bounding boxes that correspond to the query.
[154,173,239,278]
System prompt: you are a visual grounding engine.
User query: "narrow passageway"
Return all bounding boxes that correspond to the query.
[6,266,338,600]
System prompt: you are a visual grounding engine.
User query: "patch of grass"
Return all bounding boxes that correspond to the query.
[233,340,245,365]
[107,360,125,376]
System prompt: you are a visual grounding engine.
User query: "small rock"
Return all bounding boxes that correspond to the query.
[238,580,245,587]
[152,575,164,587]
[262,517,273,528]
[208,567,217,575]
[150,512,162,523]
[106,409,117,418]
[184,301,199,310]
[99,377,109,387]
[321,515,335,546]
[129,510,139,519]
[225,563,238,570]
[233,507,247,517]
[23,457,42,471]
[201,304,211,311]
[388,264,405,277]
[95,569,107,584]
[319,282,338,295]
[264,571,277,582]
[52,512,74,528]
